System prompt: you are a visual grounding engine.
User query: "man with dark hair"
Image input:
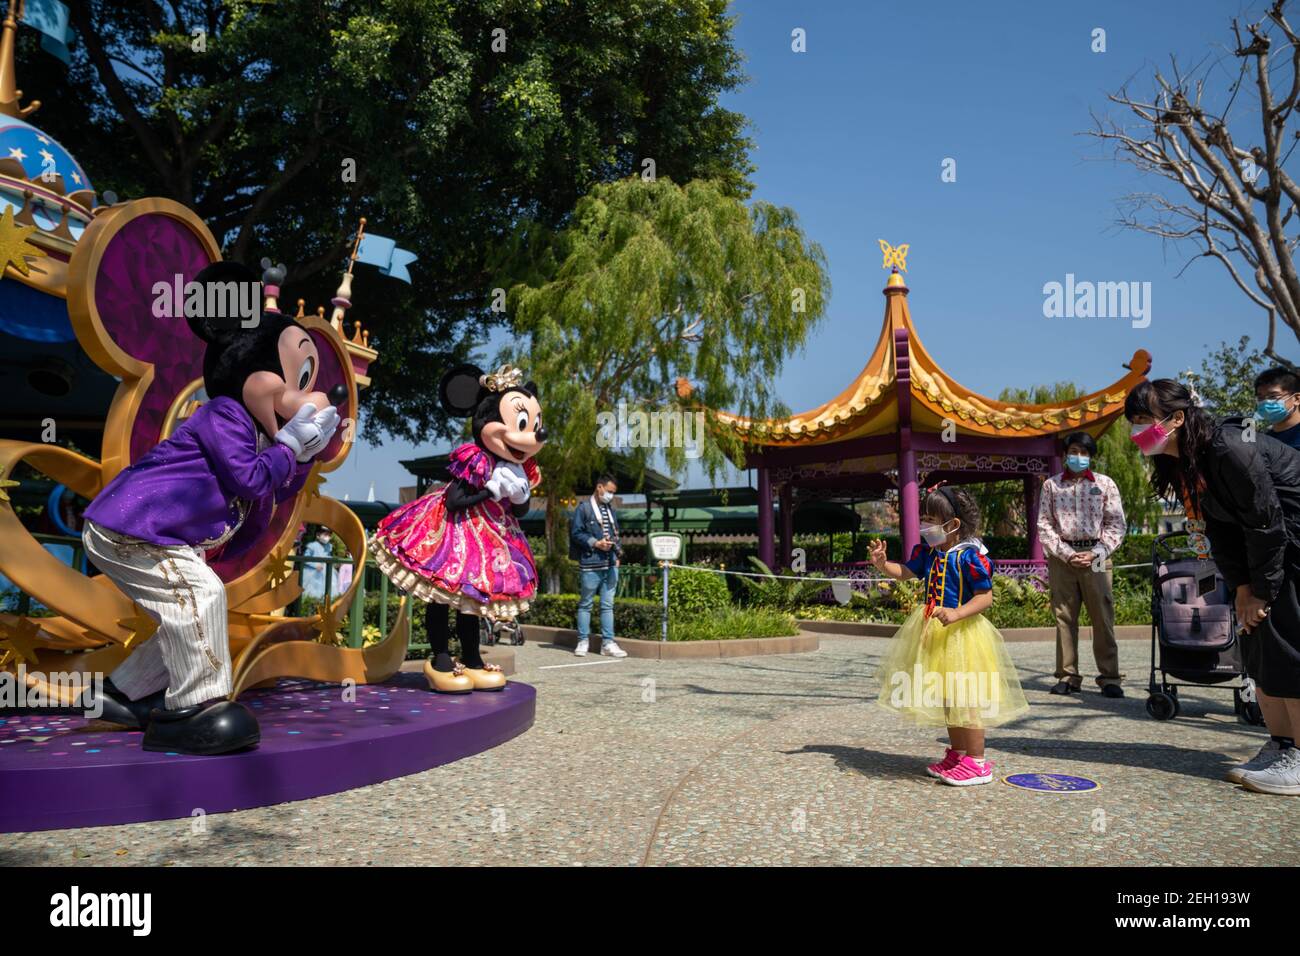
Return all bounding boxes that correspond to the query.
[1255,366,1300,449]
[1037,430,1127,697]
[569,474,627,657]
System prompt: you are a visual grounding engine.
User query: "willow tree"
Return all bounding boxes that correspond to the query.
[494,176,829,588]
[36,0,753,442]
[980,383,1161,538]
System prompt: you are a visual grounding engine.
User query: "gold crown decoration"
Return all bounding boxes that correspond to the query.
[481,365,525,393]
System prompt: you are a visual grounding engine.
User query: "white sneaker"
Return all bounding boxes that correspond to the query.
[1225,739,1287,783]
[601,641,627,658]
[1241,747,1300,795]
[574,639,589,657]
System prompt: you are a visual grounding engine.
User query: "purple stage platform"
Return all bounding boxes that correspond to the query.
[0,674,536,833]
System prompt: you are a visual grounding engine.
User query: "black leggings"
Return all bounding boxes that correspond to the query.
[425,603,485,671]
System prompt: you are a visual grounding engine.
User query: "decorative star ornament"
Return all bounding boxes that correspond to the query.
[316,604,340,645]
[0,477,19,502]
[0,205,41,279]
[266,547,294,590]
[0,616,42,667]
[303,463,326,501]
[115,606,158,649]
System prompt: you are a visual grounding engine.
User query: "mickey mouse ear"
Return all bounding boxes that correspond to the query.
[439,363,486,415]
[185,260,260,343]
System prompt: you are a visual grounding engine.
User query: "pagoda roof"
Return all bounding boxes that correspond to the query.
[713,269,1152,447]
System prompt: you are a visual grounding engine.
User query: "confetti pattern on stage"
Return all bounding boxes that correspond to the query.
[0,674,475,762]
[1,673,536,832]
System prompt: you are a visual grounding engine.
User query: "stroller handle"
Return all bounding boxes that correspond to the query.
[1151,528,1205,562]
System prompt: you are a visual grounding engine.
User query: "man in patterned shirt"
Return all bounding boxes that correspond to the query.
[1037,431,1128,698]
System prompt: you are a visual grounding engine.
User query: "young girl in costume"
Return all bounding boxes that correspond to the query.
[369,364,546,693]
[869,485,1028,785]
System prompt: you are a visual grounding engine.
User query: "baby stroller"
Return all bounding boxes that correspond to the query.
[479,616,524,647]
[1146,531,1264,725]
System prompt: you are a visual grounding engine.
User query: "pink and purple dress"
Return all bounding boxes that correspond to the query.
[368,442,539,620]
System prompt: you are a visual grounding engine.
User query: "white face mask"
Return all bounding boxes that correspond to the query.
[600,491,614,504]
[920,521,955,547]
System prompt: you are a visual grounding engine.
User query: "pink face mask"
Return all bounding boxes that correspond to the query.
[1130,417,1172,456]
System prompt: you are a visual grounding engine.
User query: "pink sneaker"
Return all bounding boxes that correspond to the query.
[939,754,994,787]
[926,748,962,779]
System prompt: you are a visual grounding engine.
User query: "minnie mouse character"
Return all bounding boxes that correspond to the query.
[369,363,546,693]
[78,260,344,755]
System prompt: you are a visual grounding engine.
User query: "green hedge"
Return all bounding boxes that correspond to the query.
[518,592,798,642]
[520,593,663,639]
[666,607,798,641]
[794,573,1152,629]
[651,566,731,616]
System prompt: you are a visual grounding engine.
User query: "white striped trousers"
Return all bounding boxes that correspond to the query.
[82,520,232,709]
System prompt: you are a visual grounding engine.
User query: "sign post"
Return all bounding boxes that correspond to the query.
[648,532,683,643]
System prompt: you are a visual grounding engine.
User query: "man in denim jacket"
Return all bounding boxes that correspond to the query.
[569,474,627,657]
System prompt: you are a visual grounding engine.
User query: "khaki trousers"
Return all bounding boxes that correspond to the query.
[1048,554,1122,688]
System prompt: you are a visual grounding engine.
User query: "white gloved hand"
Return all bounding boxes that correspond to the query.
[275,403,324,462]
[508,478,531,505]
[313,405,341,451]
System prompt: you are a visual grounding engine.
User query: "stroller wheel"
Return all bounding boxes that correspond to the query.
[1241,697,1266,727]
[1146,692,1177,721]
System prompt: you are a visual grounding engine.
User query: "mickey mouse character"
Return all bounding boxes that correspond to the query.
[368,363,546,692]
[78,260,344,755]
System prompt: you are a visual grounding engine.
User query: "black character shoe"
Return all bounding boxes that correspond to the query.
[1049,681,1076,696]
[1101,684,1125,699]
[1,677,162,729]
[142,699,260,755]
[83,678,164,729]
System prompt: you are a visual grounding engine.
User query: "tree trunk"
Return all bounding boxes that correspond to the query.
[544,494,566,594]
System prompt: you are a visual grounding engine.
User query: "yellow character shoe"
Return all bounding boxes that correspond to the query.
[423,658,474,694]
[461,661,507,691]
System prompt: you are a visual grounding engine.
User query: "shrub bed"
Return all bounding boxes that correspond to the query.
[666,607,798,642]
[521,593,663,639]
[791,573,1152,628]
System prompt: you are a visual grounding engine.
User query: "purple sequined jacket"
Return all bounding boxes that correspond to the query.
[83,396,311,559]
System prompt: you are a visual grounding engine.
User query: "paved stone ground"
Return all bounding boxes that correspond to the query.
[5,634,1298,866]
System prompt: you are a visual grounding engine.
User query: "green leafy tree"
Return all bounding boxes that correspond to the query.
[27,0,753,442]
[494,176,829,588]
[1177,335,1269,418]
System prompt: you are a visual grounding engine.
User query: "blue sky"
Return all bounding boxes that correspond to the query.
[332,0,1281,503]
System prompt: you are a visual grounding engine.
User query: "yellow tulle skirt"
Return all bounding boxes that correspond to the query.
[875,607,1029,729]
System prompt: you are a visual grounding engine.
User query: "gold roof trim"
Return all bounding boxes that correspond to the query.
[711,269,1152,447]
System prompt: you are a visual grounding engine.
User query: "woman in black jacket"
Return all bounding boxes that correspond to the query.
[1126,378,1300,795]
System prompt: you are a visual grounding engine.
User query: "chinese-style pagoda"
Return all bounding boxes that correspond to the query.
[712,244,1152,572]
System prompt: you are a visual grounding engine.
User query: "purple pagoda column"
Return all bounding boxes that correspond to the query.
[757,465,775,568]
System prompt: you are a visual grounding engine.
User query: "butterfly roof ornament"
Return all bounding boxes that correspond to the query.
[878,239,909,273]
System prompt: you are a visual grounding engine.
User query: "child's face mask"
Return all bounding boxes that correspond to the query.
[920,518,957,547]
